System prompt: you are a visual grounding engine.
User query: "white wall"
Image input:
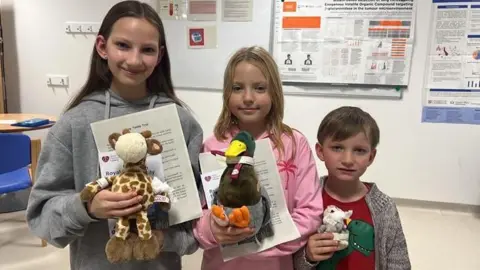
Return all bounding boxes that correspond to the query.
[2,0,479,206]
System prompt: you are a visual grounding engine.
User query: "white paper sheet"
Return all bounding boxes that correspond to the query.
[0,120,17,124]
[90,104,202,225]
[188,0,217,21]
[221,0,253,22]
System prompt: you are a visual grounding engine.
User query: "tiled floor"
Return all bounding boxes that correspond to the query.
[1,204,479,270]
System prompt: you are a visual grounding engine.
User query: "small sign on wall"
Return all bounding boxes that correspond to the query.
[188,0,217,21]
[187,26,217,49]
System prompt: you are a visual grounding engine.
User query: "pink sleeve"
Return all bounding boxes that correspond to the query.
[193,209,219,250]
[192,141,220,250]
[245,134,323,259]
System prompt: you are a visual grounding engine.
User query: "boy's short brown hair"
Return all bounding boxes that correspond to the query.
[317,106,380,148]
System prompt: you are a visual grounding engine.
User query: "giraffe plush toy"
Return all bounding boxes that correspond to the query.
[80,128,174,263]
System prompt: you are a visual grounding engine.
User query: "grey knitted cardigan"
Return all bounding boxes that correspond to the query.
[294,177,411,270]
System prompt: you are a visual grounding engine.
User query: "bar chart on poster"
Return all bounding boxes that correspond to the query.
[155,0,417,98]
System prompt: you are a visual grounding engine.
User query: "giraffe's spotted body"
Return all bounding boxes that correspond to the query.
[111,159,156,240]
[79,128,168,263]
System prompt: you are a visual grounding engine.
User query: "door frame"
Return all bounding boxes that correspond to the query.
[0,12,5,113]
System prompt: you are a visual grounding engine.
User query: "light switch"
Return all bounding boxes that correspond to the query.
[47,75,69,87]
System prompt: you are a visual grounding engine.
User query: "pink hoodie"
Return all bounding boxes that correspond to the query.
[193,128,323,270]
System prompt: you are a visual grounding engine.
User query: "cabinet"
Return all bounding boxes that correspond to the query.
[0,58,4,113]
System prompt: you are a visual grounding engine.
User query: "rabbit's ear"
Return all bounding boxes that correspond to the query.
[345,210,353,218]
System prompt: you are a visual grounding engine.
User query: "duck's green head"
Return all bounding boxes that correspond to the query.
[225,131,256,158]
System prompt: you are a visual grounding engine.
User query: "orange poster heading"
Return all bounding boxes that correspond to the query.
[283,16,321,29]
[378,20,403,26]
[283,2,297,12]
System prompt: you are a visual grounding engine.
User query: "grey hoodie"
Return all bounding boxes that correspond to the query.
[26,89,203,270]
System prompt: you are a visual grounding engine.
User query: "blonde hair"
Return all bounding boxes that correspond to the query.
[214,46,295,158]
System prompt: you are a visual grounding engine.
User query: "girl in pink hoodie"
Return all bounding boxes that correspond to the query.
[193,46,324,269]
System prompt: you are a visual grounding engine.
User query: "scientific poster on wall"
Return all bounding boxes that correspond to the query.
[422,0,480,124]
[222,0,253,22]
[188,0,217,21]
[272,0,416,86]
[158,0,188,20]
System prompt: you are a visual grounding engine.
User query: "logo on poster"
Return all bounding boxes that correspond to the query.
[189,28,204,46]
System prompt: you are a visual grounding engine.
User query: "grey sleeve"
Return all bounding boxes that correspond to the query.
[162,221,199,255]
[293,246,318,270]
[250,185,274,242]
[26,131,97,248]
[177,105,203,191]
[188,131,203,184]
[386,203,412,270]
[184,112,205,203]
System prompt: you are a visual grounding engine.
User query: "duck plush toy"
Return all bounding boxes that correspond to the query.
[210,131,273,245]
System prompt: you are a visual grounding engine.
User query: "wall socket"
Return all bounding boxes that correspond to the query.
[65,22,100,34]
[47,75,69,87]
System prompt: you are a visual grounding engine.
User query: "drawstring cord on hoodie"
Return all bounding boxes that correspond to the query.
[96,90,159,178]
[103,90,158,119]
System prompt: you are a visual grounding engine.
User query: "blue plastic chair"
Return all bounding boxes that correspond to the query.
[0,133,47,247]
[0,133,33,194]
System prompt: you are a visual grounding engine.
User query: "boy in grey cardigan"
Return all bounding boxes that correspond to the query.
[294,106,411,270]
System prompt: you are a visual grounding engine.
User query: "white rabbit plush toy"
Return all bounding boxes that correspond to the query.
[318,205,353,250]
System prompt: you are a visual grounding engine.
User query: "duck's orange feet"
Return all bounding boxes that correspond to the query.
[211,204,229,227]
[228,206,250,228]
[211,204,226,220]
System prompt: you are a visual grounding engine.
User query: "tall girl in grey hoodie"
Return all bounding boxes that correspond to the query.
[25,1,202,269]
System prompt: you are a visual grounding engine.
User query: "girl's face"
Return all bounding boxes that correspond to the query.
[96,17,163,93]
[228,61,272,130]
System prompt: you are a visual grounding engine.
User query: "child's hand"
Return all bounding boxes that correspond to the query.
[210,214,255,245]
[305,233,339,262]
[87,190,143,219]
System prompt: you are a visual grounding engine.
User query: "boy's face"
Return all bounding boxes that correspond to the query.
[316,132,376,182]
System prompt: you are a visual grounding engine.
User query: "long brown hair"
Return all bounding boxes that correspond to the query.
[214,46,295,159]
[65,0,182,111]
